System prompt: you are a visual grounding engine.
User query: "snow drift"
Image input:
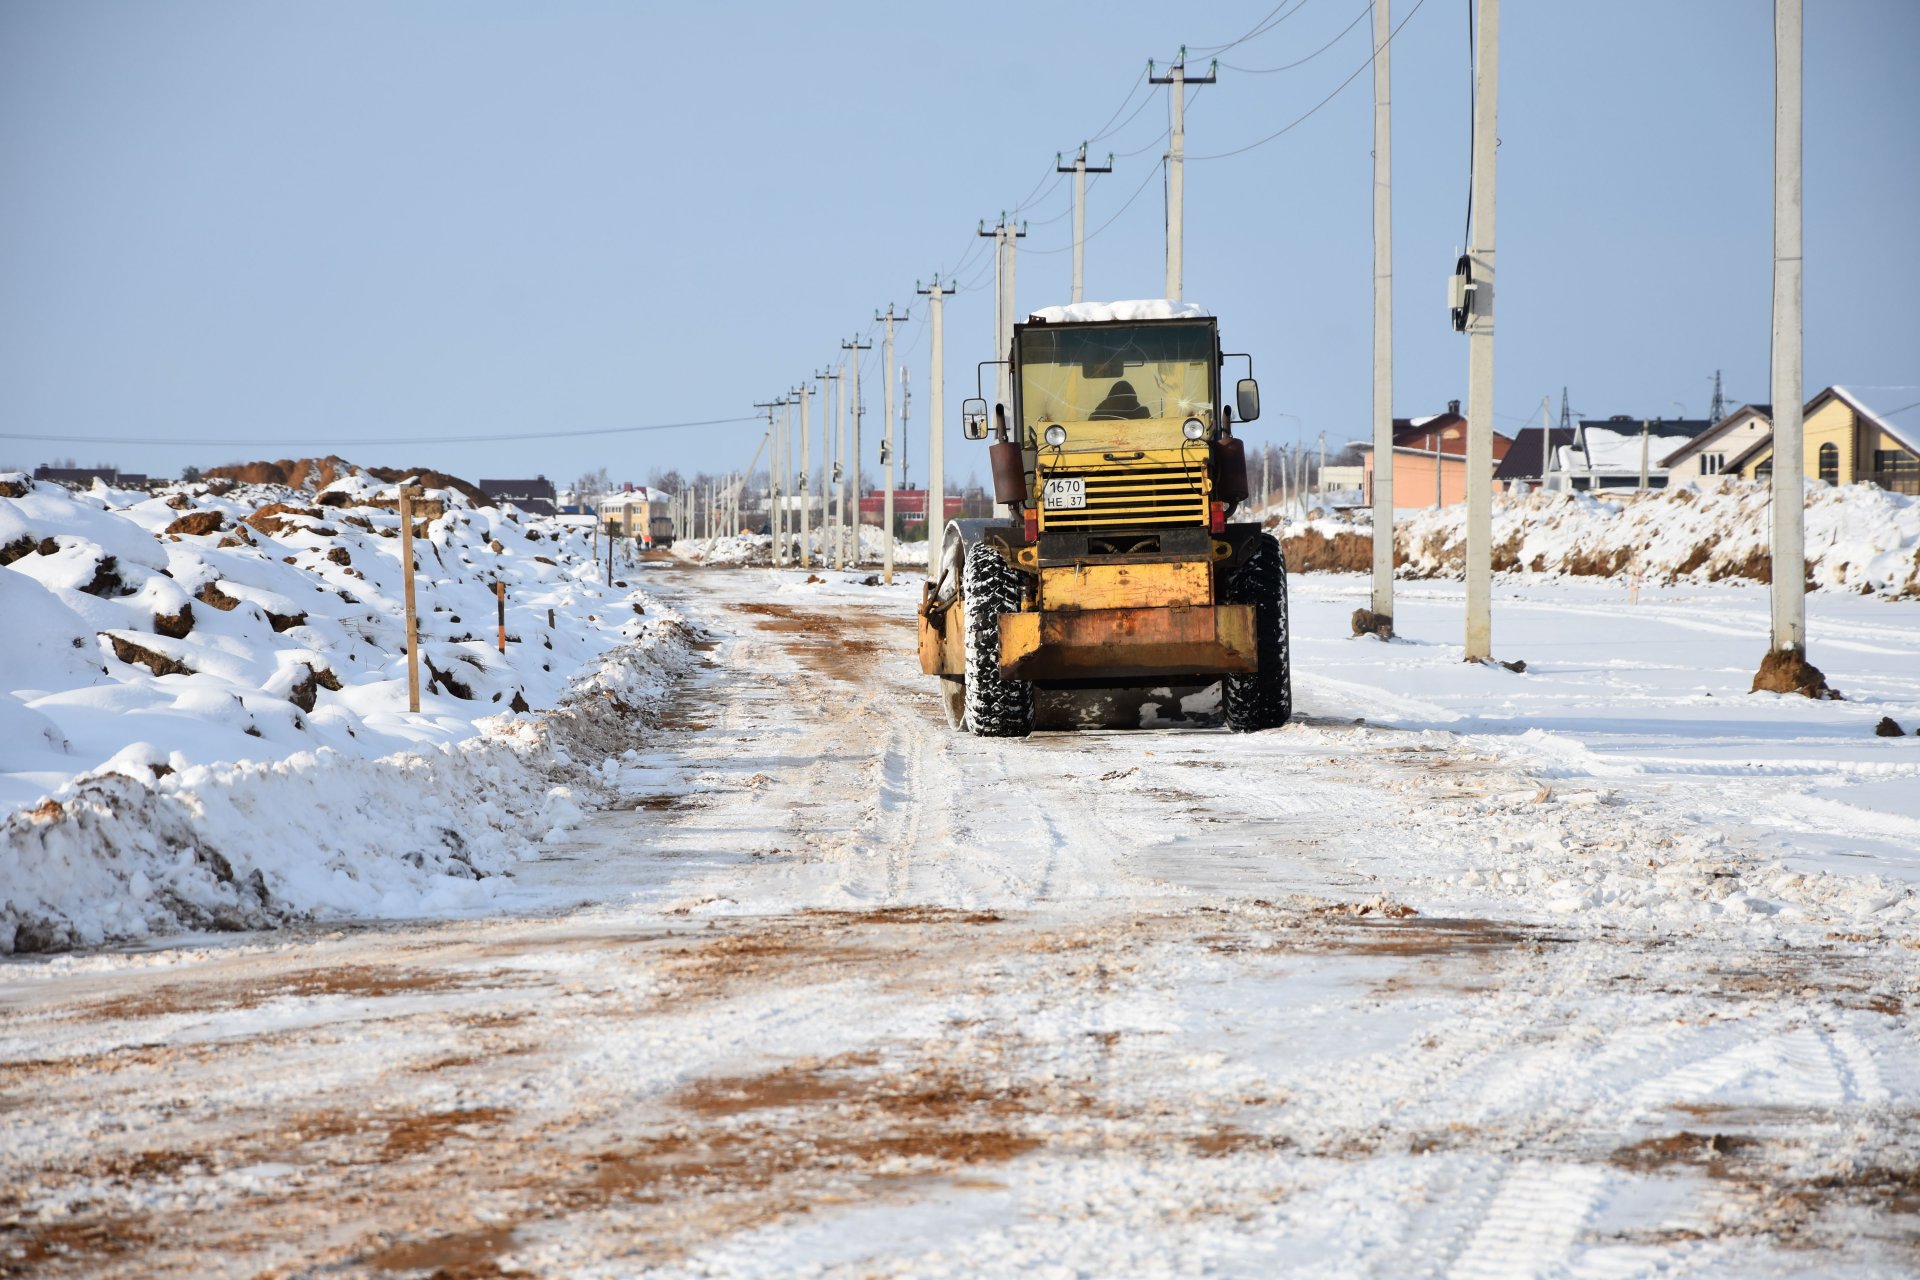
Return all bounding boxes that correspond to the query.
[0,469,696,952]
[1277,481,1920,596]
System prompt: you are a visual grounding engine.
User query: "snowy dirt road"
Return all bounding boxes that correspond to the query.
[3,566,1917,1278]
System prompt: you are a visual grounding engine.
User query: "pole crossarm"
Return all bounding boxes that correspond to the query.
[1057,144,1114,175]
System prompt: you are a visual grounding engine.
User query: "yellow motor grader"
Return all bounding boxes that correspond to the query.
[917,303,1290,737]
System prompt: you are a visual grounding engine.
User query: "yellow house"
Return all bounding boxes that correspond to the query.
[1729,385,1920,493]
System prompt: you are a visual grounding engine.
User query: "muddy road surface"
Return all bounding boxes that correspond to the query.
[3,567,1915,1278]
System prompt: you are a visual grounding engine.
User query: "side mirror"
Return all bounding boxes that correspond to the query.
[961,397,989,440]
[1235,378,1261,423]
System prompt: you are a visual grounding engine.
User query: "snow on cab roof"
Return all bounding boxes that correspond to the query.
[1026,299,1211,324]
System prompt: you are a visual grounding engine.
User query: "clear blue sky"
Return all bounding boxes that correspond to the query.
[2,1,1914,491]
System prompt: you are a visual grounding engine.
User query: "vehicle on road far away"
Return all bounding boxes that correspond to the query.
[918,300,1290,737]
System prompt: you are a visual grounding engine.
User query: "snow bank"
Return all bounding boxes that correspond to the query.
[1397,482,1920,595]
[1027,299,1210,324]
[0,469,695,952]
[1272,482,1920,596]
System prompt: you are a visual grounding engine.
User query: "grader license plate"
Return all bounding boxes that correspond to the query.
[1043,478,1086,510]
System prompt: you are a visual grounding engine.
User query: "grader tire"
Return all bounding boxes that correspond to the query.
[1223,533,1292,732]
[962,543,1034,738]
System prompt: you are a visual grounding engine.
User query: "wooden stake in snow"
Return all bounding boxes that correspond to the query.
[496,580,506,654]
[399,485,421,713]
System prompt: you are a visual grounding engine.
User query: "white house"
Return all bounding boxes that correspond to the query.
[1658,404,1772,484]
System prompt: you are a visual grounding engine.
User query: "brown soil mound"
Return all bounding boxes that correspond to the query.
[287,664,344,713]
[106,634,194,678]
[244,503,328,536]
[1752,648,1839,700]
[153,603,194,640]
[203,456,490,508]
[1351,608,1393,639]
[1282,528,1379,573]
[164,511,225,537]
[196,581,241,611]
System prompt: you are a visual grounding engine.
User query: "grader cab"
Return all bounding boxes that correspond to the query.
[918,302,1291,737]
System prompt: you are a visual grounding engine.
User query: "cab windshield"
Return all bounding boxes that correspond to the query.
[1017,322,1214,430]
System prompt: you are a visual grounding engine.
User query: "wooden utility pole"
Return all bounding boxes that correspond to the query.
[398,486,421,712]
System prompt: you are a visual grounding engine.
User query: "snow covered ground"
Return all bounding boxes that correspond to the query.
[1,561,1916,1276]
[1,471,696,951]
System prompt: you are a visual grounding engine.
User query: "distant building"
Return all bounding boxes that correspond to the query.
[1554,415,1713,491]
[597,487,673,539]
[1492,428,1578,490]
[857,490,970,526]
[1727,385,1920,493]
[1358,403,1513,510]
[1658,405,1772,484]
[477,475,557,515]
[34,464,147,490]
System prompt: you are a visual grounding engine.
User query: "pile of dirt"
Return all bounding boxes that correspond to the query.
[204,457,492,509]
[1752,648,1840,700]
[1280,526,1379,574]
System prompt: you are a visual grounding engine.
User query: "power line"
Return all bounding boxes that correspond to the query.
[0,415,766,449]
[1086,68,1150,143]
[1185,0,1317,58]
[1221,1,1370,73]
[1188,0,1430,162]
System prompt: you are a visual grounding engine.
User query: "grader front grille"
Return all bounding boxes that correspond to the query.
[1037,459,1210,532]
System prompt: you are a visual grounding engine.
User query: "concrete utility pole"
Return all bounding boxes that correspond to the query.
[1759,0,1824,695]
[1369,0,1396,633]
[836,359,851,568]
[1463,0,1499,663]
[821,366,842,566]
[753,399,781,555]
[777,397,793,565]
[842,336,871,567]
[797,382,812,567]
[1057,144,1113,304]
[1150,50,1216,302]
[1539,396,1552,490]
[878,303,909,585]
[815,368,835,563]
[918,276,950,573]
[979,218,1027,411]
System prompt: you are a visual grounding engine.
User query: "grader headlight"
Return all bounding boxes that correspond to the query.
[1182,417,1207,441]
[1043,423,1068,447]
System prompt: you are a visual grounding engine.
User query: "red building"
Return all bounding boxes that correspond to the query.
[856,491,972,525]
